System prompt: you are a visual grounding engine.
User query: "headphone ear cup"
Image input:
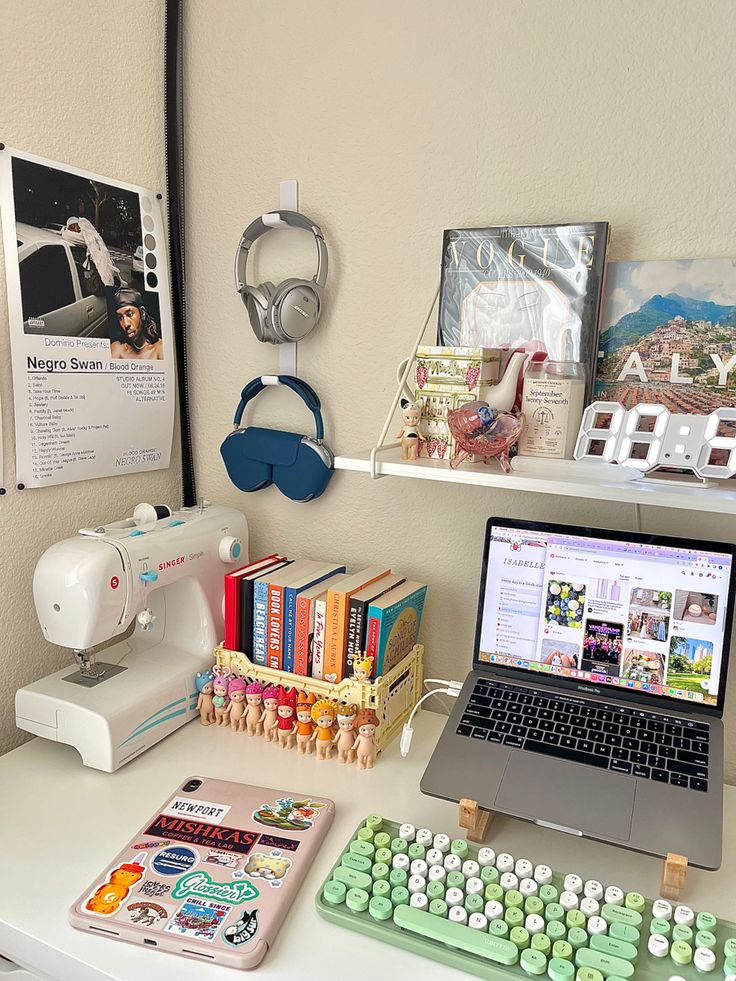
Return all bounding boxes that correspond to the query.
[270,279,321,343]
[242,283,276,342]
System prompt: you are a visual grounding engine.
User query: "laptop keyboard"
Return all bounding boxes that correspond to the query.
[457,678,710,792]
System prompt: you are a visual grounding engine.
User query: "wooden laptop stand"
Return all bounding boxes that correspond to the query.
[458,799,688,901]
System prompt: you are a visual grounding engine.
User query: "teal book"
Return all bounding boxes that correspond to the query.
[282,562,346,672]
[366,581,427,677]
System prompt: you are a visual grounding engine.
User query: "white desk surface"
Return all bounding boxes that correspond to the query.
[1,712,735,981]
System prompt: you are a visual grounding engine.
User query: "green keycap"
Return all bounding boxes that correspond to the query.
[505,906,524,928]
[567,927,587,951]
[547,920,567,942]
[357,826,374,843]
[490,919,510,938]
[670,940,692,965]
[485,883,504,903]
[547,956,575,981]
[575,969,603,981]
[375,847,392,865]
[482,865,500,885]
[623,892,644,914]
[540,884,558,904]
[532,933,551,956]
[427,880,445,900]
[342,851,372,873]
[369,895,392,920]
[391,837,407,855]
[506,889,523,909]
[349,839,374,859]
[520,948,547,975]
[672,923,692,943]
[695,929,716,950]
[373,832,390,850]
[391,886,409,907]
[408,843,425,861]
[429,898,448,917]
[334,865,372,890]
[389,868,407,888]
[590,934,638,963]
[649,917,670,937]
[610,923,639,945]
[465,893,484,914]
[601,903,642,928]
[372,861,389,881]
[346,886,369,912]
[451,838,468,858]
[724,938,736,959]
[696,911,716,932]
[546,903,565,922]
[372,878,390,899]
[525,897,544,916]
[366,813,382,831]
[574,947,634,979]
[323,879,347,905]
[511,926,530,950]
[725,956,736,976]
[447,871,465,889]
[566,910,585,930]
[552,940,573,961]
[393,904,519,964]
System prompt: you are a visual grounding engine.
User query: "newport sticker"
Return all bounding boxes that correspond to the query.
[162,796,231,824]
[145,814,258,855]
[123,901,171,928]
[252,797,326,832]
[165,898,229,942]
[223,908,259,947]
[151,845,199,876]
[242,851,292,888]
[171,870,259,905]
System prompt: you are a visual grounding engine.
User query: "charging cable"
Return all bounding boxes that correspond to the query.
[400,679,463,757]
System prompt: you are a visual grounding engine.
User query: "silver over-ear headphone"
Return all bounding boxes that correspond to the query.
[234,210,328,344]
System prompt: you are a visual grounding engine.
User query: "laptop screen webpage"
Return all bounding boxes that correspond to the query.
[477,523,734,708]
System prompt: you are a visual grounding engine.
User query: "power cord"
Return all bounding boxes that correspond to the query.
[400,679,463,757]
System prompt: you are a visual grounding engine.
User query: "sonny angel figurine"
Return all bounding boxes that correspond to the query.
[396,398,426,461]
[212,667,232,726]
[244,681,265,735]
[261,685,280,742]
[228,676,247,732]
[353,708,380,770]
[353,654,374,684]
[295,691,316,755]
[195,670,215,726]
[332,703,358,764]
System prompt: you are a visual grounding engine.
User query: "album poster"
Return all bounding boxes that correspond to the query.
[0,147,174,487]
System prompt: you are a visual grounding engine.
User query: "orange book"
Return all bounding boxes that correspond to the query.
[322,566,391,682]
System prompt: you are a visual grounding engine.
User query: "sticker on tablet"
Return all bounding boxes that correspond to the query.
[171,870,259,905]
[123,901,172,927]
[165,898,229,942]
[162,797,231,824]
[252,797,326,832]
[138,880,171,899]
[242,851,292,887]
[223,908,259,947]
[151,845,199,876]
[84,858,147,916]
[205,849,243,870]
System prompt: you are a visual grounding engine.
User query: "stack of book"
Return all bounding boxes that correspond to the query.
[223,556,427,683]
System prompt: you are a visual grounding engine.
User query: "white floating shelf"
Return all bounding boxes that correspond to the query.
[333,447,736,515]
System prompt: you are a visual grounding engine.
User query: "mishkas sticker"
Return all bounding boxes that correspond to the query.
[163,796,231,823]
[145,815,259,855]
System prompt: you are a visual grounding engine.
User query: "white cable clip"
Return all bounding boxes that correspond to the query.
[400,680,463,758]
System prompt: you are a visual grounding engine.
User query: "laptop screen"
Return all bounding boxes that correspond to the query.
[476,520,735,710]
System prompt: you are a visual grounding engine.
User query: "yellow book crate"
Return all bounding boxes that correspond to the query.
[214,643,424,754]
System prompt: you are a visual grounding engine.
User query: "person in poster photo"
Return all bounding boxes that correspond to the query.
[108,287,164,359]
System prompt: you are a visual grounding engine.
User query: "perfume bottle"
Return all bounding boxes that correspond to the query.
[518,361,585,459]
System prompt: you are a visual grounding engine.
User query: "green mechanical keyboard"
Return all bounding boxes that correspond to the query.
[316,815,736,981]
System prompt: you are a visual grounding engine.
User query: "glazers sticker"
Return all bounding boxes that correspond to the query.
[145,815,258,855]
[162,797,231,823]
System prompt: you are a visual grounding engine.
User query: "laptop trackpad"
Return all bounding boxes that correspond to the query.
[494,752,635,842]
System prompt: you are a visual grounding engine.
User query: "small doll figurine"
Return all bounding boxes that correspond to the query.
[261,685,280,742]
[244,681,265,736]
[295,691,316,755]
[276,686,298,749]
[332,702,358,764]
[353,708,380,770]
[195,670,216,726]
[228,676,247,732]
[212,668,232,726]
[353,654,374,684]
[310,698,338,761]
[396,398,426,461]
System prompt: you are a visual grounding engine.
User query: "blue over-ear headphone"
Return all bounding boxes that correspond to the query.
[220,375,334,502]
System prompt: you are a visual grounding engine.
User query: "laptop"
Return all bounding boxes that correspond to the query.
[421,517,736,869]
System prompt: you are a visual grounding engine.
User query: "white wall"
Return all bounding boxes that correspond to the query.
[0,1,180,755]
[185,0,736,781]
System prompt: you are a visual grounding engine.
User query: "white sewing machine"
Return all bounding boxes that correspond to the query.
[15,502,248,772]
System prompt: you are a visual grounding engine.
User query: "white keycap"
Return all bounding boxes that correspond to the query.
[443,853,461,872]
[604,885,624,906]
[515,858,533,879]
[399,823,416,842]
[564,873,583,895]
[520,878,538,898]
[533,864,553,886]
[392,853,409,871]
[668,977,688,981]
[723,975,736,981]
[462,860,480,878]
[477,847,496,867]
[469,913,488,931]
[652,898,673,920]
[584,879,603,901]
[496,852,514,873]
[449,905,467,924]
[485,900,504,921]
[648,933,669,957]
[445,887,464,907]
[410,859,428,878]
[416,828,433,847]
[433,833,450,853]
[694,948,716,973]
[410,891,428,909]
[408,874,426,894]
[466,877,484,896]
[560,890,579,911]
[428,865,446,882]
[500,872,519,891]
[525,913,545,935]
[580,897,600,917]
[426,848,443,866]
[674,904,694,926]
[587,915,607,936]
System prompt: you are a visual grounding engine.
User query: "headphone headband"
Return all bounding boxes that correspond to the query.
[232,375,325,441]
[234,210,327,293]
